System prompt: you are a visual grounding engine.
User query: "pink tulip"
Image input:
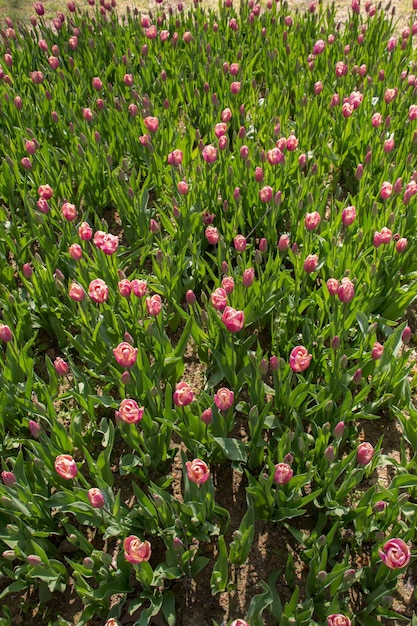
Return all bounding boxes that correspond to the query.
[54,357,69,375]
[337,277,354,303]
[327,615,351,626]
[88,279,109,304]
[379,538,410,569]
[33,1,45,15]
[29,420,42,438]
[201,408,213,424]
[205,225,219,245]
[167,149,183,166]
[113,342,138,368]
[38,184,53,200]
[124,536,151,563]
[88,488,105,508]
[371,341,384,360]
[143,116,159,132]
[214,387,234,411]
[177,180,189,195]
[380,181,393,200]
[357,441,374,465]
[54,454,77,480]
[211,287,228,311]
[278,234,290,251]
[173,381,195,407]
[185,290,196,305]
[242,267,255,287]
[230,81,241,94]
[273,462,293,485]
[221,276,235,295]
[0,324,13,342]
[286,134,298,151]
[221,306,244,332]
[326,278,339,296]
[259,186,273,203]
[76,222,91,242]
[91,76,103,91]
[289,346,312,373]
[313,39,325,55]
[118,279,132,297]
[62,202,78,221]
[22,263,33,278]
[69,243,82,260]
[267,147,284,165]
[185,459,210,485]
[1,471,16,486]
[116,399,144,424]
[234,235,247,252]
[202,144,217,163]
[396,237,408,253]
[304,254,318,274]
[131,279,147,298]
[146,294,162,316]
[342,206,356,226]
[305,211,321,231]
[215,122,228,137]
[69,283,85,302]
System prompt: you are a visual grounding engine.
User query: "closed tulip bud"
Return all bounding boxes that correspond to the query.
[2,550,16,561]
[324,446,335,462]
[83,557,94,569]
[269,355,279,371]
[27,555,42,566]
[333,421,345,438]
[373,500,386,513]
[344,569,356,583]
[173,537,184,552]
[318,534,327,546]
[254,249,263,265]
[331,335,340,350]
[201,408,213,425]
[317,570,327,583]
[259,358,268,375]
[402,326,412,344]
[338,354,348,368]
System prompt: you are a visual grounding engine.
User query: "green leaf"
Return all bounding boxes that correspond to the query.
[161,590,176,626]
[212,437,247,462]
[210,536,228,594]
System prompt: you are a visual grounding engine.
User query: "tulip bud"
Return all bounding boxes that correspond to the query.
[83,557,94,569]
[324,446,335,462]
[344,568,356,583]
[402,326,412,344]
[317,570,327,583]
[333,421,345,438]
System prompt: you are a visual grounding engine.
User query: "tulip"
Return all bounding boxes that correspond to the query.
[357,441,374,465]
[88,488,105,508]
[0,324,13,342]
[289,346,312,373]
[54,357,69,376]
[88,279,109,304]
[116,399,144,424]
[124,536,152,563]
[185,459,210,485]
[273,462,293,484]
[221,306,244,332]
[379,538,410,569]
[214,387,234,411]
[54,454,77,480]
[173,382,194,407]
[113,342,138,368]
[327,615,351,626]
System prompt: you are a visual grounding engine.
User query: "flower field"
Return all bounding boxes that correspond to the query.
[1,0,417,624]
